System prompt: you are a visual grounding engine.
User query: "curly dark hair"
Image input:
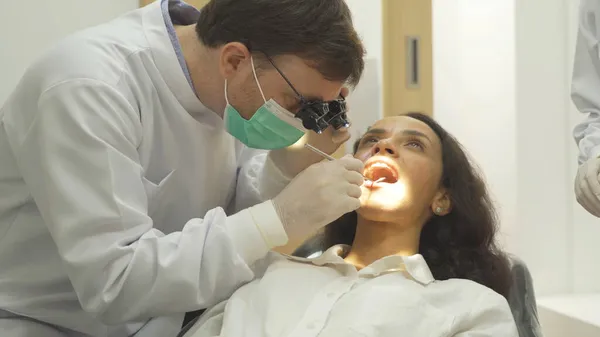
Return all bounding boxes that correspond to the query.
[314,113,512,299]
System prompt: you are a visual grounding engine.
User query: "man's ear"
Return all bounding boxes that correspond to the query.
[431,188,452,216]
[219,42,251,78]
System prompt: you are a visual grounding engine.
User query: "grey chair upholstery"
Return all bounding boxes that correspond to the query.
[292,238,543,337]
[507,255,543,337]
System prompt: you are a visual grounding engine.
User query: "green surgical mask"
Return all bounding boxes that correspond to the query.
[223,57,305,150]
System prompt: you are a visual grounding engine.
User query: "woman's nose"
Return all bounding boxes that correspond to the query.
[371,140,397,157]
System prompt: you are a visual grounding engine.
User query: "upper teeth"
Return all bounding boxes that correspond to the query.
[370,162,392,170]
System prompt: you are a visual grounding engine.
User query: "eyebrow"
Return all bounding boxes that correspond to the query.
[402,129,432,142]
[363,128,387,136]
[285,92,323,103]
[303,94,323,101]
[363,128,432,142]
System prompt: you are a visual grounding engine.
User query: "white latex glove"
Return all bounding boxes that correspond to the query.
[272,154,364,241]
[270,88,352,177]
[575,157,600,217]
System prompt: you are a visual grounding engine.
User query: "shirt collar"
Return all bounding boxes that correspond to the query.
[142,0,221,126]
[162,0,198,90]
[284,244,435,285]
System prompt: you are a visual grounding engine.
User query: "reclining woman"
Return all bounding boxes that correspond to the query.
[182,113,518,337]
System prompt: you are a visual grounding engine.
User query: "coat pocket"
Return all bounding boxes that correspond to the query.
[142,169,176,216]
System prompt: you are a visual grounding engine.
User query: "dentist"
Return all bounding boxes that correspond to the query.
[0,0,365,336]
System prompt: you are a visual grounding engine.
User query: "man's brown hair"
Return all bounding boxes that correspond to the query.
[195,0,365,87]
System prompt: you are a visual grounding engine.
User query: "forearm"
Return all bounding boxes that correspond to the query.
[234,150,293,211]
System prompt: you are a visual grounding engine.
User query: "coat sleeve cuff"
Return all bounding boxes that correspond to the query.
[225,200,288,264]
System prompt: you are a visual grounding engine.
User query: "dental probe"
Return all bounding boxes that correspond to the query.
[303,143,384,184]
[303,143,336,161]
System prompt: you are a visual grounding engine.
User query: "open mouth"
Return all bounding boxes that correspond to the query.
[364,161,399,184]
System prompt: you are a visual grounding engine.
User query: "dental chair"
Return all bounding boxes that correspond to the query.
[506,255,544,337]
[292,236,544,337]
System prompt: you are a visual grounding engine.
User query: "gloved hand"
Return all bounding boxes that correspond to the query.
[269,88,352,177]
[575,157,600,217]
[272,155,364,241]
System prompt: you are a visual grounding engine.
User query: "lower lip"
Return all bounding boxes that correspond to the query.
[364,180,395,189]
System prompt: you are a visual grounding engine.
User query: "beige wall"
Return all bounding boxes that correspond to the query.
[382,0,432,117]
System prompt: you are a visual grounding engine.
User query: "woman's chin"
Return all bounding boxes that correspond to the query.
[360,192,403,211]
[361,182,408,203]
[357,203,396,222]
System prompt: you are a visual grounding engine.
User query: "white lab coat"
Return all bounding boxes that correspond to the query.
[0,2,289,336]
[573,0,600,164]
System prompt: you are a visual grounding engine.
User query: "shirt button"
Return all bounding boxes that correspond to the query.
[307,322,316,329]
[327,292,336,298]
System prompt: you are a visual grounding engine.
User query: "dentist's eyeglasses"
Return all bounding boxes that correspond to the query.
[262,53,350,134]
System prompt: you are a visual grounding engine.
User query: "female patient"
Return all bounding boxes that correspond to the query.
[183,113,518,337]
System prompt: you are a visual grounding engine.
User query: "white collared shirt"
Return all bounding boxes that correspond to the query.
[185,245,519,337]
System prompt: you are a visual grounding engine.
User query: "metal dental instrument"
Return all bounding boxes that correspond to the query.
[302,143,384,185]
[304,143,336,161]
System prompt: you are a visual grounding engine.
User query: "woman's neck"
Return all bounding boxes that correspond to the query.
[344,215,421,270]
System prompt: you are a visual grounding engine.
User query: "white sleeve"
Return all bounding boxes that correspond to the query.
[572,0,600,164]
[452,291,518,337]
[232,147,292,246]
[2,79,283,324]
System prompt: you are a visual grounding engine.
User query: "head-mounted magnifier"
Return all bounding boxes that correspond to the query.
[263,54,350,134]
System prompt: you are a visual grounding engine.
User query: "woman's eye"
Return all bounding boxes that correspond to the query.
[406,140,424,150]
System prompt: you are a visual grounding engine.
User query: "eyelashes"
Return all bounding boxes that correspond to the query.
[404,137,425,150]
[361,137,378,145]
[359,136,425,150]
